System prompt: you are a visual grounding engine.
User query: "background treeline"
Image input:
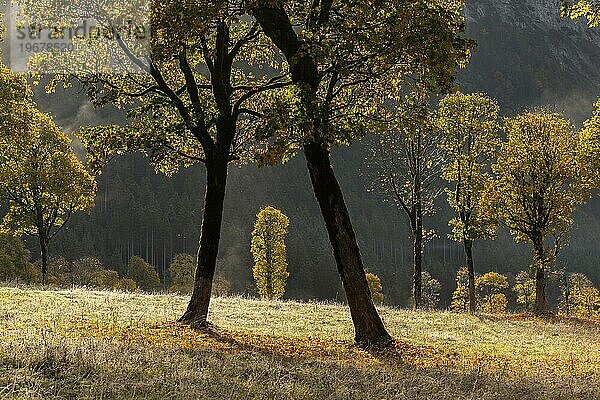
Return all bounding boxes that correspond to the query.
[2,0,600,308]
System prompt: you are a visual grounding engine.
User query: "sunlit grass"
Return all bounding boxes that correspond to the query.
[0,286,598,399]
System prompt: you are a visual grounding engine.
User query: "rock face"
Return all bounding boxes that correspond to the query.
[26,1,600,304]
[461,0,600,122]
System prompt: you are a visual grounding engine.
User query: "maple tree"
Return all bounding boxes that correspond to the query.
[488,112,589,314]
[0,104,96,283]
[437,92,500,313]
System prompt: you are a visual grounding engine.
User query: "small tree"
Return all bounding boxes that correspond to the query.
[0,107,96,284]
[365,90,443,309]
[126,256,160,292]
[489,112,589,314]
[476,272,509,314]
[451,267,471,312]
[366,273,384,305]
[513,271,536,312]
[251,207,289,300]
[421,271,441,311]
[559,273,600,319]
[168,254,196,294]
[437,92,500,313]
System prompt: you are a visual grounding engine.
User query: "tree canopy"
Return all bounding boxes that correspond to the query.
[0,109,96,238]
[252,0,474,163]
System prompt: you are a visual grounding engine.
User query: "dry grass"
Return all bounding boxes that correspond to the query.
[0,286,598,399]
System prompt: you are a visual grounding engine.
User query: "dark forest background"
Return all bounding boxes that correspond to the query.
[13,0,600,307]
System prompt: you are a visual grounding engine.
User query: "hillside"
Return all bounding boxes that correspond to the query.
[20,0,600,306]
[0,287,598,399]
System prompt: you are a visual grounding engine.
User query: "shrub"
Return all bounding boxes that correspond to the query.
[0,234,31,282]
[46,257,72,287]
[451,267,470,312]
[559,273,600,319]
[23,262,42,284]
[126,256,161,291]
[513,271,535,312]
[212,274,231,297]
[168,254,195,294]
[114,277,137,292]
[421,271,441,310]
[71,257,103,285]
[476,272,509,313]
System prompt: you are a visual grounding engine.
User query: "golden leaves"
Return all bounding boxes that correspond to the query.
[251,206,290,300]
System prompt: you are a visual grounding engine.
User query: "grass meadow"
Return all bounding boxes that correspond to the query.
[0,286,597,399]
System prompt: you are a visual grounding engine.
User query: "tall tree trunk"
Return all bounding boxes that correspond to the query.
[533,239,546,315]
[304,142,391,346]
[412,223,422,310]
[39,235,48,285]
[179,154,228,326]
[412,140,423,310]
[464,239,476,313]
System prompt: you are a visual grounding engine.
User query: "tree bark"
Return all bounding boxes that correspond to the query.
[304,142,391,346]
[179,153,229,326]
[412,222,422,310]
[411,137,423,310]
[464,239,476,313]
[39,235,48,285]
[533,239,546,315]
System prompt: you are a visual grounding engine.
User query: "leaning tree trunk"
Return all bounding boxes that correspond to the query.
[179,153,229,326]
[533,239,546,315]
[304,142,391,346]
[464,239,476,313]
